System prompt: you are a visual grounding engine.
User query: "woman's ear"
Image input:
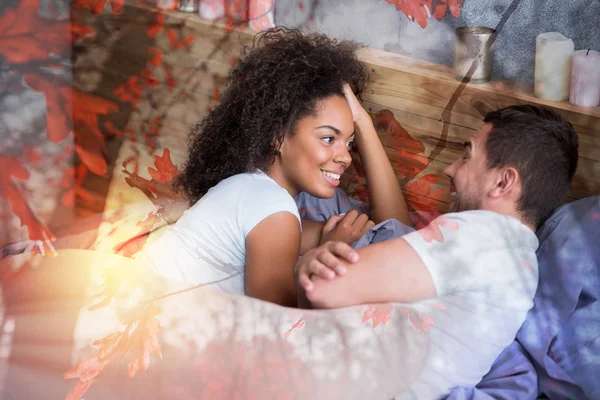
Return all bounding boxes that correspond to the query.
[273,131,285,155]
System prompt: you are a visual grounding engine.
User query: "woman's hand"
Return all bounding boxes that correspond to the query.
[319,210,374,246]
[343,83,370,124]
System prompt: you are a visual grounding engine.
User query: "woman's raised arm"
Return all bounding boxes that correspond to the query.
[344,84,411,226]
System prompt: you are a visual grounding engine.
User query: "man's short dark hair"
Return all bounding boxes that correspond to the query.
[483,104,579,229]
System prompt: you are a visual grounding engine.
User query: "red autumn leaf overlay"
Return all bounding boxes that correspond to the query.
[284,312,314,338]
[372,109,429,182]
[362,303,437,333]
[175,338,317,399]
[0,0,70,64]
[23,73,117,178]
[73,0,124,15]
[348,110,447,218]
[363,303,394,328]
[113,149,184,259]
[64,304,162,400]
[385,0,463,28]
[123,148,183,206]
[148,148,178,182]
[417,215,459,243]
[113,211,161,258]
[0,156,55,249]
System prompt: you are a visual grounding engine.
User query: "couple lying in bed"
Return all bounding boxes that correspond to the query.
[145,28,581,397]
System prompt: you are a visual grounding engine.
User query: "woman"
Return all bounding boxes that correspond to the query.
[146,29,410,306]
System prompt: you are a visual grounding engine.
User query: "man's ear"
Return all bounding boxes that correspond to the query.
[489,167,519,199]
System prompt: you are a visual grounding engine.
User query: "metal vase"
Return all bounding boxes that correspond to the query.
[454,26,496,83]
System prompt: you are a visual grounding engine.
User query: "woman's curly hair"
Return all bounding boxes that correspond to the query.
[176,28,369,202]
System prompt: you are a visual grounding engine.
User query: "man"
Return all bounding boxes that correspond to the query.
[294,104,579,397]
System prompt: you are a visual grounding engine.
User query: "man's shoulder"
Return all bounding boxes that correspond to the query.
[419,210,538,250]
[442,210,531,233]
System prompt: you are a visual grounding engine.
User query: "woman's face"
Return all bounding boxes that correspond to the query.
[274,95,355,199]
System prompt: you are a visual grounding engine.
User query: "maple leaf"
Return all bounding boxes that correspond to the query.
[148,47,163,66]
[23,73,72,143]
[113,211,161,258]
[362,303,394,328]
[127,310,162,378]
[23,146,42,163]
[147,13,165,38]
[405,174,447,201]
[166,28,194,50]
[148,148,179,183]
[165,66,176,89]
[417,215,459,243]
[0,0,70,64]
[372,110,430,182]
[71,23,96,43]
[385,0,463,28]
[72,0,123,15]
[409,312,435,333]
[347,175,369,203]
[65,305,162,400]
[283,313,309,338]
[0,155,56,247]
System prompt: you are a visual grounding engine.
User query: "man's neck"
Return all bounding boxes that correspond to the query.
[483,204,536,233]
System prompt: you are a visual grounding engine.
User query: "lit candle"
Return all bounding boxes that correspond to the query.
[569,49,600,108]
[534,32,575,101]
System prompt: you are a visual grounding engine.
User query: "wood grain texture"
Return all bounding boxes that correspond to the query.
[88,9,599,216]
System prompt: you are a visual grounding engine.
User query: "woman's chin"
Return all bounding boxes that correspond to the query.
[305,186,336,199]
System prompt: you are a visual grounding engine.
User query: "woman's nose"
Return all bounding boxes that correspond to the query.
[334,144,352,168]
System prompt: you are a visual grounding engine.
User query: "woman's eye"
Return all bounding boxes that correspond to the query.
[322,137,334,144]
[346,141,355,150]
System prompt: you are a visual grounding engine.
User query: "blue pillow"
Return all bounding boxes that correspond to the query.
[517,196,600,399]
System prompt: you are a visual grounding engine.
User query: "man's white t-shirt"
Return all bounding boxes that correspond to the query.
[393,210,540,398]
[145,170,301,294]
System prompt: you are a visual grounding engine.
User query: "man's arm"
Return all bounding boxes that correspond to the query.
[300,238,436,309]
[444,340,538,400]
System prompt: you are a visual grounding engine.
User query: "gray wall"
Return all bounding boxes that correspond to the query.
[276,0,600,84]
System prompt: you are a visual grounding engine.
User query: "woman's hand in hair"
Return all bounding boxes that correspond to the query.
[319,210,374,246]
[343,83,369,124]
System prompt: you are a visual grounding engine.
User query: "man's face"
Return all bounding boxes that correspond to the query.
[444,124,494,213]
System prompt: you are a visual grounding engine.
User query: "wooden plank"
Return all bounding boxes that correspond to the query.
[363,101,473,165]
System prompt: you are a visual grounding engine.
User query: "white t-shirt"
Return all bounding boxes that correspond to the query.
[394,210,540,398]
[145,170,301,294]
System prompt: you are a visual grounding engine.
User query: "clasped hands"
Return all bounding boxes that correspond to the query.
[297,210,372,293]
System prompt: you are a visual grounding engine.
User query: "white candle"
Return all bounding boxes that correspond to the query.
[534,32,575,101]
[199,0,225,20]
[248,0,275,32]
[570,50,600,108]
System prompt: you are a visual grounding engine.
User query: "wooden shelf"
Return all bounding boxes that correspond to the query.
[357,47,600,119]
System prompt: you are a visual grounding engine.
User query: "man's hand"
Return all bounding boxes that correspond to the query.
[295,241,359,292]
[319,210,375,246]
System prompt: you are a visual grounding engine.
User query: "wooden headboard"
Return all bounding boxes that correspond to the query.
[80,7,600,215]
